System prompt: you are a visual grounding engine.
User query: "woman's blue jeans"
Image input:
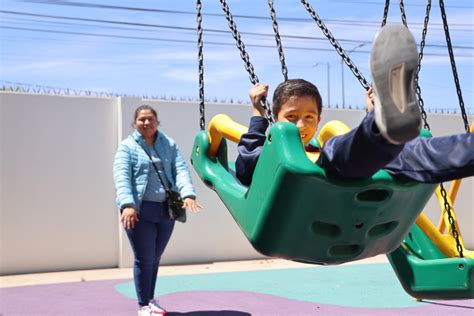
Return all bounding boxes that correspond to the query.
[125,201,175,306]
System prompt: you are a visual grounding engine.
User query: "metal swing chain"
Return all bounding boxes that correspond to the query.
[300,0,370,91]
[268,0,288,81]
[196,0,205,130]
[382,1,408,29]
[381,0,390,27]
[439,0,470,133]
[440,183,464,257]
[219,0,275,124]
[438,0,471,258]
[415,0,431,131]
[398,0,408,27]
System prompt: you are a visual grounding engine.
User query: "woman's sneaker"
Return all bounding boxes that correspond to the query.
[149,299,167,315]
[370,24,422,144]
[138,305,152,316]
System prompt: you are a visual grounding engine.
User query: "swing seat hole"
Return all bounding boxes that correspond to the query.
[458,263,465,270]
[268,134,272,142]
[195,145,200,154]
[355,222,364,229]
[368,221,398,238]
[312,221,342,238]
[328,244,362,257]
[356,189,390,202]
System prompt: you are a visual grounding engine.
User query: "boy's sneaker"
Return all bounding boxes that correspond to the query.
[149,299,167,315]
[370,24,421,144]
[138,305,152,316]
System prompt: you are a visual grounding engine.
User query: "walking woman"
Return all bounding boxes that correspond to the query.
[114,105,202,316]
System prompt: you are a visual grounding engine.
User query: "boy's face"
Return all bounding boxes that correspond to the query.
[276,95,321,145]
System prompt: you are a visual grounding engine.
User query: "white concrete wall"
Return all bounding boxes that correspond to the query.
[0,91,472,275]
[0,93,119,275]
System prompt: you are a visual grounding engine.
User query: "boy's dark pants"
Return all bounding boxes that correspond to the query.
[317,111,474,183]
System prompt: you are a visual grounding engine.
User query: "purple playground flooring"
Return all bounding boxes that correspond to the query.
[1,279,473,315]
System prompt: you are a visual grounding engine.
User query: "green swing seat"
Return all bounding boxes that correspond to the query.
[191,121,437,264]
[387,224,474,299]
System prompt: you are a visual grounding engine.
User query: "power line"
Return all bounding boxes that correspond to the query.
[0,25,370,53]
[1,10,367,46]
[332,0,473,9]
[18,0,474,27]
[1,11,473,50]
[1,16,176,34]
[2,25,472,58]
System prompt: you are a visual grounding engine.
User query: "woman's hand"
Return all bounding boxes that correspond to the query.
[183,197,203,214]
[121,207,139,229]
[365,86,375,113]
[249,83,269,117]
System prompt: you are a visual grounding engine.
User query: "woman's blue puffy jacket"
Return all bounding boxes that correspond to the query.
[113,130,196,211]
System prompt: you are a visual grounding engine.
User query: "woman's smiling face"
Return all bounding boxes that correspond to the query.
[134,109,158,139]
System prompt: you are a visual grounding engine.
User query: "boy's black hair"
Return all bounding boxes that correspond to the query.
[272,79,323,118]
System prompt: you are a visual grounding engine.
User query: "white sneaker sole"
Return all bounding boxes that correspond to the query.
[370,25,421,144]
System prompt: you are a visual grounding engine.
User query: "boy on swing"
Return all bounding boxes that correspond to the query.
[236,25,473,186]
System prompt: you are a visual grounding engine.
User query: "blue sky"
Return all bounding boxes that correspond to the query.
[1,0,473,113]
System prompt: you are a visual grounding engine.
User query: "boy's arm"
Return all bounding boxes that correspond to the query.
[236,116,269,186]
[235,83,270,185]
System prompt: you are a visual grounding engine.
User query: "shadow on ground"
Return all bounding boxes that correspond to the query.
[422,301,474,310]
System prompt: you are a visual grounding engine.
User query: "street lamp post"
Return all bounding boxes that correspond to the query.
[313,62,330,107]
[341,43,365,108]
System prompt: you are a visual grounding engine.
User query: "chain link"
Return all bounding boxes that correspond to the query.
[196,0,205,130]
[439,183,464,257]
[439,0,470,133]
[268,0,288,81]
[219,0,274,123]
[300,0,370,90]
[399,0,408,27]
[415,0,431,131]
[437,0,470,258]
[381,0,390,27]
[381,1,408,28]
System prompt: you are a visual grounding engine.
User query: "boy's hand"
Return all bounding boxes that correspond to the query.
[365,86,375,113]
[249,83,269,117]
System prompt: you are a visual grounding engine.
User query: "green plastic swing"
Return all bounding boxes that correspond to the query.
[387,224,474,299]
[192,0,437,265]
[190,118,437,264]
[384,0,474,299]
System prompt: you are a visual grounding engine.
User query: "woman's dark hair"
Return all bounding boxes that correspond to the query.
[134,105,157,122]
[272,79,323,118]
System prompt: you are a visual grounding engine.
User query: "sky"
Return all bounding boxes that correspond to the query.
[1,0,473,114]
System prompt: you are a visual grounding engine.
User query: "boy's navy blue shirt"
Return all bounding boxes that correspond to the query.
[236,116,269,186]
